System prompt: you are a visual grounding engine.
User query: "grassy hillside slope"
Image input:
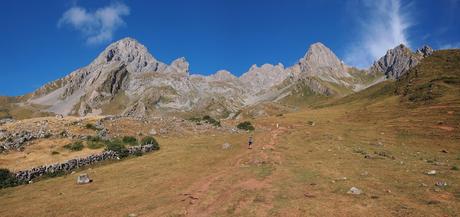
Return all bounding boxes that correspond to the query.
[0,50,459,216]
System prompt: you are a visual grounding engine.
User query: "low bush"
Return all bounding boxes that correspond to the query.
[0,168,20,188]
[141,136,160,150]
[188,117,202,122]
[63,141,84,151]
[202,115,221,127]
[87,141,106,149]
[85,123,97,130]
[105,139,129,158]
[51,151,60,155]
[122,136,138,146]
[86,136,108,149]
[237,121,255,131]
[188,115,221,127]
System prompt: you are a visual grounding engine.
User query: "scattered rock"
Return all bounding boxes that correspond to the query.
[77,173,92,184]
[335,177,347,181]
[128,213,138,217]
[97,128,109,140]
[426,170,437,175]
[304,192,315,198]
[435,181,447,187]
[427,200,441,205]
[440,149,448,153]
[347,187,363,195]
[149,129,157,135]
[222,143,232,149]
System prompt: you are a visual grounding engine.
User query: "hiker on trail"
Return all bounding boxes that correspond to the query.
[248,135,253,149]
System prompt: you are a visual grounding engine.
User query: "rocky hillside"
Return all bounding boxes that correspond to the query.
[370,44,433,79]
[6,38,433,119]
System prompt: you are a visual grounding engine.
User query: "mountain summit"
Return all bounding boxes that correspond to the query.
[18,38,421,118]
[371,44,433,79]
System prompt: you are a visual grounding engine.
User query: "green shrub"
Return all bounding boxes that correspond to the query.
[85,136,107,149]
[85,123,97,130]
[0,168,20,188]
[141,136,160,150]
[51,151,60,155]
[87,141,105,149]
[452,165,459,171]
[237,121,255,131]
[188,116,221,127]
[86,136,102,142]
[63,141,84,151]
[188,117,202,122]
[122,136,138,146]
[202,115,221,127]
[105,139,129,158]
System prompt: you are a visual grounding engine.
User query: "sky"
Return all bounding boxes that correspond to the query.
[0,0,459,96]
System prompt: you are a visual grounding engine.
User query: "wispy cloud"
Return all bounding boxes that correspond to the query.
[58,2,130,44]
[345,0,412,68]
[439,42,460,49]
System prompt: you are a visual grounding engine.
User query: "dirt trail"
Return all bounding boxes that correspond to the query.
[181,125,290,216]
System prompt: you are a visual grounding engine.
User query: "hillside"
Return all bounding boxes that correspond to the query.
[1,49,459,217]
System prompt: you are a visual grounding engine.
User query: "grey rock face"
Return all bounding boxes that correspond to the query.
[416,45,434,58]
[25,37,395,118]
[371,44,433,79]
[240,63,289,94]
[296,42,351,82]
[209,70,238,82]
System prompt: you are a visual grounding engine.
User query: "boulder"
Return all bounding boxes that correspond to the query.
[222,143,232,149]
[347,187,363,195]
[76,173,92,184]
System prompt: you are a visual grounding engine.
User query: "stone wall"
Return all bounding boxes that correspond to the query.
[14,144,157,183]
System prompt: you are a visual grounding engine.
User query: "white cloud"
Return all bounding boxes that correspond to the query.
[58,2,130,44]
[345,0,412,68]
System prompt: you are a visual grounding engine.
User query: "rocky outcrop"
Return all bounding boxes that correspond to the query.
[0,129,52,152]
[295,42,351,82]
[240,63,289,94]
[371,44,433,79]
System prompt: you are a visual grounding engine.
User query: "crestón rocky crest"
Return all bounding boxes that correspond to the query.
[22,38,432,118]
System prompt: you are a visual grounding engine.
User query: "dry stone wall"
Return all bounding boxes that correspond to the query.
[14,144,157,183]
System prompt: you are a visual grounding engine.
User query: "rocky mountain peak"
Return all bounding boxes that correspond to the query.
[92,37,165,73]
[416,45,434,58]
[165,57,189,76]
[296,42,350,81]
[240,63,289,93]
[302,42,343,68]
[210,70,237,81]
[371,44,432,79]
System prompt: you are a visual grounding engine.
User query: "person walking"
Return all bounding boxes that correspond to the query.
[248,135,253,149]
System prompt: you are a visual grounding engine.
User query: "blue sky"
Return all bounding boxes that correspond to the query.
[1,0,459,96]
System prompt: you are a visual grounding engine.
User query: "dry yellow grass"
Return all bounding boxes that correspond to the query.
[0,138,103,170]
[0,96,459,216]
